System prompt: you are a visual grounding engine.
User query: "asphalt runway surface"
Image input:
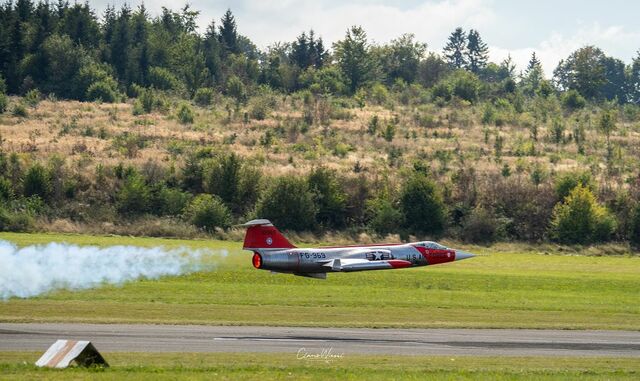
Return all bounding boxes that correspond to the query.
[1,323,639,357]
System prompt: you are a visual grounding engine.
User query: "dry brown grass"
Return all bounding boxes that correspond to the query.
[1,95,639,188]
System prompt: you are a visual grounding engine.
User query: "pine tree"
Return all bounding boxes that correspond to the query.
[466,29,489,74]
[333,26,377,94]
[522,52,544,95]
[443,27,467,69]
[291,31,309,69]
[203,21,222,84]
[218,9,238,54]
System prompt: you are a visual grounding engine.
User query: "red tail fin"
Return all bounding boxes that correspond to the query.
[242,219,296,250]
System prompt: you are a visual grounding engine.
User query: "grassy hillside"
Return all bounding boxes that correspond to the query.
[1,232,638,330]
[1,95,640,245]
[2,97,638,182]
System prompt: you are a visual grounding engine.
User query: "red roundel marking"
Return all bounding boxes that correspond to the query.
[388,260,412,268]
[252,253,262,269]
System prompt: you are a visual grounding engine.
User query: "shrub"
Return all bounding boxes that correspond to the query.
[255,176,317,231]
[24,89,41,107]
[561,89,586,110]
[86,80,119,102]
[461,207,499,244]
[370,83,389,105]
[449,70,480,102]
[148,66,180,91]
[366,196,403,235]
[0,93,7,114]
[117,174,151,215]
[630,204,640,248]
[176,103,195,124]
[400,173,446,235]
[0,177,13,200]
[549,185,616,244]
[153,186,192,216]
[554,171,594,201]
[204,153,242,210]
[12,103,28,117]
[193,87,215,106]
[308,167,348,229]
[0,207,34,232]
[133,88,161,115]
[431,82,451,101]
[226,75,246,104]
[23,164,51,200]
[183,194,231,231]
[249,95,275,120]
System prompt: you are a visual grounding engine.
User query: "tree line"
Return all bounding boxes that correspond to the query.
[0,1,639,104]
[2,148,640,246]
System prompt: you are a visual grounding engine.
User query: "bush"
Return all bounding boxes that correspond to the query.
[24,89,41,107]
[370,83,389,105]
[255,176,317,231]
[366,196,403,235]
[461,207,499,244]
[23,164,51,200]
[86,80,119,102]
[431,82,451,101]
[176,102,195,124]
[400,173,446,235]
[554,171,594,201]
[133,87,162,115]
[226,75,246,104]
[249,95,275,120]
[204,153,242,211]
[308,167,348,229]
[561,89,586,110]
[630,204,640,248]
[183,194,231,231]
[12,103,28,117]
[153,186,192,216]
[549,185,616,244]
[449,70,481,102]
[0,92,7,114]
[148,66,180,91]
[0,207,34,232]
[117,174,151,215]
[193,87,215,106]
[0,177,13,200]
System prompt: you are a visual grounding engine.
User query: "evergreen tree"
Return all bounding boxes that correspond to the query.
[291,31,309,69]
[333,26,377,94]
[522,52,544,95]
[465,29,488,74]
[218,9,238,55]
[443,27,467,69]
[203,21,222,84]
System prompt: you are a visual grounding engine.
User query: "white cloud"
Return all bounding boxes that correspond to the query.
[218,0,496,49]
[490,23,640,78]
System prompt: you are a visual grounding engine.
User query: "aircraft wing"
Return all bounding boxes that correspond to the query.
[323,258,412,272]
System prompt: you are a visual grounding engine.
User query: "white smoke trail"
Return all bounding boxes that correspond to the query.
[0,240,227,300]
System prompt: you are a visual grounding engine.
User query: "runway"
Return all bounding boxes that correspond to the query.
[1,323,639,357]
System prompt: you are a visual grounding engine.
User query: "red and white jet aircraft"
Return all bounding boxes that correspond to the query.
[241,219,475,279]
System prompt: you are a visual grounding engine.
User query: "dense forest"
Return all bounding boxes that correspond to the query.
[1,1,640,247]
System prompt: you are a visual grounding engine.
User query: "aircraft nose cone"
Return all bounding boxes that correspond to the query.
[455,250,475,261]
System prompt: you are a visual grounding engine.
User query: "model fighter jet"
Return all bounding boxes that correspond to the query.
[241,219,475,279]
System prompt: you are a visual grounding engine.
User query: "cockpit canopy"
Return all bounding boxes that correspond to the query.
[418,241,448,250]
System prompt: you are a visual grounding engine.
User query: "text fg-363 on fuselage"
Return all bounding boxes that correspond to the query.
[241,219,475,279]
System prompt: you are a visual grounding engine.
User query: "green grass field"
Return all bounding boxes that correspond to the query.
[1,232,639,329]
[0,352,638,380]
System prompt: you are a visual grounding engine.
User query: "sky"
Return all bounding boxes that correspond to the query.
[91,0,640,76]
